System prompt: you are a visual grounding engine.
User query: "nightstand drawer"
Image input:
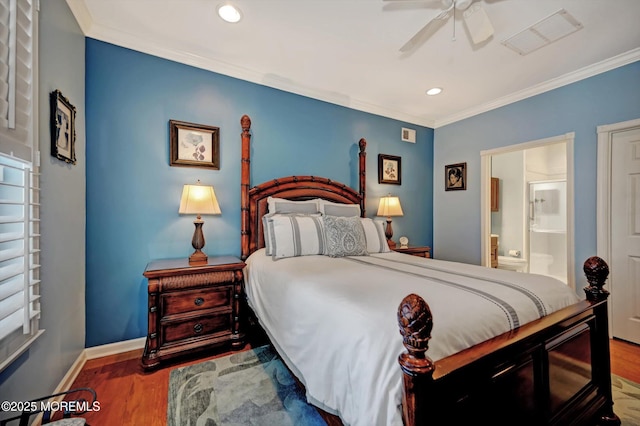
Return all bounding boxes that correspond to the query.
[161,286,232,316]
[162,311,232,344]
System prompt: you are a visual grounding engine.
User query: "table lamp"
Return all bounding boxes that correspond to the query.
[179,180,221,264]
[377,195,403,249]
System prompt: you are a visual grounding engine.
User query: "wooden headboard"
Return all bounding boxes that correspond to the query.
[240,114,367,260]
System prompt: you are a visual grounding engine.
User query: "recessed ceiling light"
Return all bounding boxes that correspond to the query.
[217,4,242,23]
[426,87,443,96]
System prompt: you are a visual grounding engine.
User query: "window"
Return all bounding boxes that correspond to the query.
[0,0,41,372]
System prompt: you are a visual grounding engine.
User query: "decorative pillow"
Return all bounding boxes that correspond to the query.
[267,196,320,214]
[318,200,361,217]
[323,215,368,258]
[262,213,320,255]
[266,214,325,260]
[360,218,391,253]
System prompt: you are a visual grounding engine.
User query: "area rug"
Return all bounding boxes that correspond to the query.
[167,345,326,426]
[168,345,640,426]
[612,374,640,426]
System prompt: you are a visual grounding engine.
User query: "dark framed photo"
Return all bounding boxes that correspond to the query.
[378,154,401,185]
[445,162,466,191]
[50,90,76,165]
[169,120,220,169]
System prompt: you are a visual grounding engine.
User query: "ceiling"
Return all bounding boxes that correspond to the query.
[66,0,640,128]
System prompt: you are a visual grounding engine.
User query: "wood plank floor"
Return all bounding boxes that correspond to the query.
[60,338,639,426]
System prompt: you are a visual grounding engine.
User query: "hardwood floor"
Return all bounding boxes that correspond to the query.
[59,338,639,425]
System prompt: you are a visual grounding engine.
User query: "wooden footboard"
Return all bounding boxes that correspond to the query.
[397,256,621,426]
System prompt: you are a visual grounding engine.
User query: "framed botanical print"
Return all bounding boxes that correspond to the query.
[378,154,401,185]
[50,90,77,165]
[169,120,220,169]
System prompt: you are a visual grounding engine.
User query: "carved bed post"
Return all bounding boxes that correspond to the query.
[582,256,621,426]
[358,138,367,217]
[240,115,252,261]
[397,293,436,426]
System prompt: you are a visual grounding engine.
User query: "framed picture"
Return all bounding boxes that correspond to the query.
[169,120,220,169]
[50,90,77,165]
[378,154,401,185]
[445,162,467,191]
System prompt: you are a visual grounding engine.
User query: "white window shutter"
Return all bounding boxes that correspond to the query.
[0,0,40,372]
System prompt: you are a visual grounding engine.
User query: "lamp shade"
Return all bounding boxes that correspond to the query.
[377,196,403,217]
[179,181,221,216]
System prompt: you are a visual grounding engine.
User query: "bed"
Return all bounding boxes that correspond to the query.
[237,114,620,426]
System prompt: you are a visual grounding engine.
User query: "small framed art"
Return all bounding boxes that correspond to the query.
[50,90,77,165]
[378,154,401,185]
[445,162,466,191]
[169,120,220,169]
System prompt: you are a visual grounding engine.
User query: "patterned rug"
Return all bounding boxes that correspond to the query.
[612,374,640,426]
[167,345,326,426]
[167,345,640,426]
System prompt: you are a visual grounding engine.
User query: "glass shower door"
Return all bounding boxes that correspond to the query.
[528,180,567,283]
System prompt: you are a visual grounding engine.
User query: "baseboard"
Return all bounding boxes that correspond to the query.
[84,337,146,359]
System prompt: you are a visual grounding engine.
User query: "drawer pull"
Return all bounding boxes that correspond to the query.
[193,323,204,334]
[194,297,205,306]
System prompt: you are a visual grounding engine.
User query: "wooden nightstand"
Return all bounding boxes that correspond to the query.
[141,256,246,369]
[393,246,431,258]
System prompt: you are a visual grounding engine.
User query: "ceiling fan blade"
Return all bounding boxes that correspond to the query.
[463,2,494,44]
[399,8,451,52]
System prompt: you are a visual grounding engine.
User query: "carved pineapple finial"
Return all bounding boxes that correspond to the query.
[359,138,367,153]
[397,293,433,358]
[241,115,251,132]
[583,256,610,301]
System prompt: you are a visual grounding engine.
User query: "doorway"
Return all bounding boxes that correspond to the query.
[480,133,575,288]
[597,118,640,345]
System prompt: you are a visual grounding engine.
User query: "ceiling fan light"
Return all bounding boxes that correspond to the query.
[464,3,494,44]
[217,4,242,23]
[426,87,443,96]
[454,0,473,11]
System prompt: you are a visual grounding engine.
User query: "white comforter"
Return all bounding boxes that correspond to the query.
[243,249,581,426]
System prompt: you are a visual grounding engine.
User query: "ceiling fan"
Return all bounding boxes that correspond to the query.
[385,0,496,52]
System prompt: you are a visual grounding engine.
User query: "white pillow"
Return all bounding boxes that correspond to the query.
[262,213,321,255]
[267,196,320,214]
[323,215,368,258]
[266,214,326,260]
[360,218,391,253]
[318,199,361,217]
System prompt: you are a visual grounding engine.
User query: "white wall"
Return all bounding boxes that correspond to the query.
[491,150,524,257]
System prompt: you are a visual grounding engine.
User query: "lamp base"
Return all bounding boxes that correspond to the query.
[189,220,208,265]
[384,218,396,249]
[189,249,208,265]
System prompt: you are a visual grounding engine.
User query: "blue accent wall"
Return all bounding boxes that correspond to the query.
[433,61,640,287]
[85,39,434,347]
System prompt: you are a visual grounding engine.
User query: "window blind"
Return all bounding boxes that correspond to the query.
[0,0,39,372]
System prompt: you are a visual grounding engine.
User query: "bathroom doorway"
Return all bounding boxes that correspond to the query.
[480,133,575,288]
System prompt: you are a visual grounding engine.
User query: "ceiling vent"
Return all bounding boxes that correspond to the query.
[502,9,583,56]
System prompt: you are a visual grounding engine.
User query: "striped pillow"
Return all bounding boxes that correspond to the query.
[266,215,326,260]
[360,218,391,253]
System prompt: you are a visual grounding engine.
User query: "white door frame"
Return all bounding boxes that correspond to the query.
[480,133,575,289]
[596,118,640,334]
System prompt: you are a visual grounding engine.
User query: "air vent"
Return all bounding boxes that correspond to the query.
[502,9,583,56]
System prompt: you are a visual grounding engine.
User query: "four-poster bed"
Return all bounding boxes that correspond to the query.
[238,114,620,426]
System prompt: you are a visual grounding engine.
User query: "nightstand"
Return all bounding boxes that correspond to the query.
[141,256,246,369]
[393,246,431,258]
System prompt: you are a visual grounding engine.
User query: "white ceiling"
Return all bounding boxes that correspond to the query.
[66,0,640,128]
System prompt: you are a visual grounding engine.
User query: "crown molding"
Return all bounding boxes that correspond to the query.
[434,48,640,128]
[66,1,637,131]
